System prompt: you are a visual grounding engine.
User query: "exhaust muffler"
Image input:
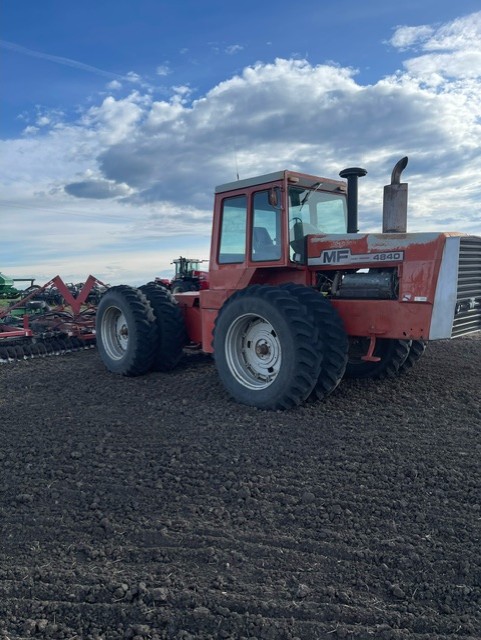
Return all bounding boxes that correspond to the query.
[383,156,408,233]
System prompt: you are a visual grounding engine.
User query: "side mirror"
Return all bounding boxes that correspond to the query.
[268,188,278,208]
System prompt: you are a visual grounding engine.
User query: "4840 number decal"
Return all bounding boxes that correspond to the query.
[309,248,405,266]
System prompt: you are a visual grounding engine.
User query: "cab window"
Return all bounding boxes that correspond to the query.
[218,195,247,264]
[289,186,347,261]
[251,190,281,262]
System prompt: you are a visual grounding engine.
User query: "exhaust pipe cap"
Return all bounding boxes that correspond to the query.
[339,167,367,234]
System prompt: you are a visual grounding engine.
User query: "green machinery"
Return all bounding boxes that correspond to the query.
[0,272,35,300]
[0,273,20,299]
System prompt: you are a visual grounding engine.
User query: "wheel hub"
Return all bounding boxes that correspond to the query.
[255,340,270,357]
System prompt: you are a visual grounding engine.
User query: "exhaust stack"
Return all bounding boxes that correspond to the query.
[339,166,367,233]
[383,156,408,233]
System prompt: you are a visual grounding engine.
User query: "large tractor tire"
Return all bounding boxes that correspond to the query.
[280,284,348,401]
[171,280,198,294]
[96,285,157,376]
[398,339,427,373]
[139,283,187,372]
[213,285,323,410]
[344,337,411,379]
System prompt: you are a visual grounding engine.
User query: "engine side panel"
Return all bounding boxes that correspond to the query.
[307,232,472,340]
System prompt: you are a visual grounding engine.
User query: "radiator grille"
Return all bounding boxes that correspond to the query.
[452,236,481,337]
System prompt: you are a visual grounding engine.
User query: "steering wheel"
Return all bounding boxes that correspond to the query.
[290,217,318,239]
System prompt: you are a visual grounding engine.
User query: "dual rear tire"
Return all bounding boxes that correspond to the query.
[96,284,186,376]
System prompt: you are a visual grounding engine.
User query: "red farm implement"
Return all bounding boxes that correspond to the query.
[0,275,108,362]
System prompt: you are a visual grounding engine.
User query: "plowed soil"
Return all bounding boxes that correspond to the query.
[1,336,480,640]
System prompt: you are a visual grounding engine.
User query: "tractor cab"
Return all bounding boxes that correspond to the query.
[210,171,348,279]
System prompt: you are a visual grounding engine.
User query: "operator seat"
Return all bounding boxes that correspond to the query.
[252,227,280,261]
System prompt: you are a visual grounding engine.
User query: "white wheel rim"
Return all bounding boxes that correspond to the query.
[225,313,281,389]
[101,305,129,360]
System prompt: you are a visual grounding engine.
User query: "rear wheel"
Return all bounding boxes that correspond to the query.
[213,285,323,410]
[139,283,187,371]
[398,340,427,373]
[280,284,348,401]
[344,337,411,379]
[96,285,157,376]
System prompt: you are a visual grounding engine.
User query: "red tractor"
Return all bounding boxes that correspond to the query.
[155,257,209,294]
[96,158,481,409]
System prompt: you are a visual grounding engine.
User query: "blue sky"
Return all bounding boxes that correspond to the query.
[1,1,481,285]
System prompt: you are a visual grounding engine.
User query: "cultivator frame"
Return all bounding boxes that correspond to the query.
[0,275,108,362]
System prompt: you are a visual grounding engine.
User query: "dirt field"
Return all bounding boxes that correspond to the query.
[1,336,480,640]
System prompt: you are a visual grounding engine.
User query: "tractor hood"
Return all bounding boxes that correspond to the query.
[306,232,481,340]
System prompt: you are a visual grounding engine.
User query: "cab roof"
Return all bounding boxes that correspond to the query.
[215,170,346,194]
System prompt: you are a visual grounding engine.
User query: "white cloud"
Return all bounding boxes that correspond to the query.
[125,71,142,83]
[36,116,51,127]
[389,25,434,50]
[2,11,481,285]
[156,63,171,76]
[173,85,191,96]
[225,44,243,55]
[391,11,481,82]
[423,12,481,51]
[81,93,146,145]
[107,80,122,90]
[22,125,39,135]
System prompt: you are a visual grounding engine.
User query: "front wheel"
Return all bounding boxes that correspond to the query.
[398,339,427,373]
[213,285,323,410]
[96,286,157,376]
[344,337,411,379]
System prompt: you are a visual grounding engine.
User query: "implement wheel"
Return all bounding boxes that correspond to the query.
[280,284,348,401]
[213,285,323,410]
[96,285,157,376]
[344,337,411,379]
[139,283,187,371]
